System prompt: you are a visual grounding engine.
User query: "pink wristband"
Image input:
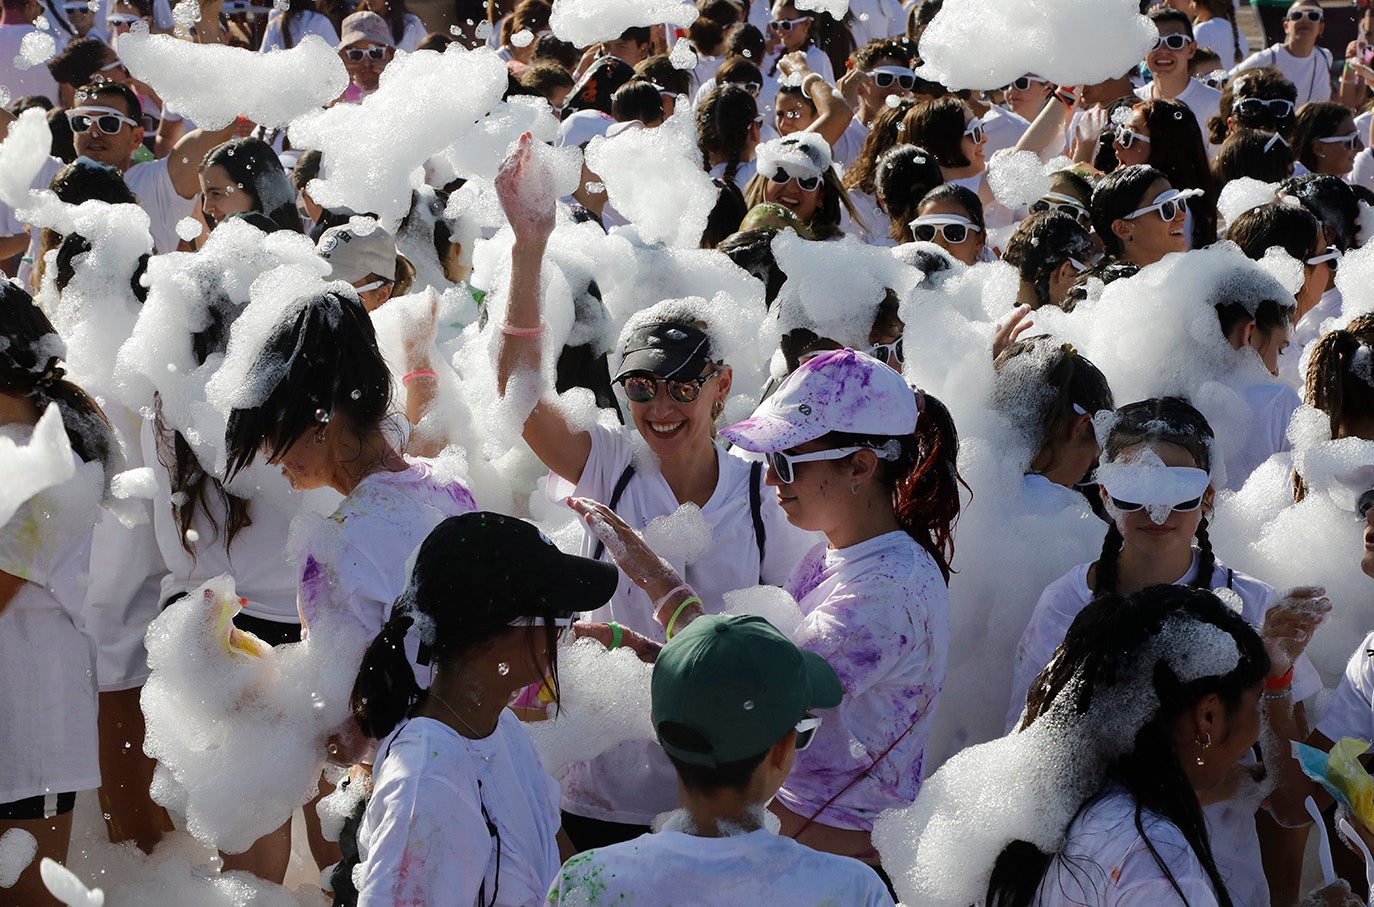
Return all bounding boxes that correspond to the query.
[501,322,546,337]
[402,369,437,384]
[654,583,693,613]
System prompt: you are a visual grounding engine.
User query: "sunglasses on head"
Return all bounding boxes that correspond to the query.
[768,167,822,191]
[1115,126,1150,149]
[67,108,138,135]
[1030,193,1091,224]
[794,713,822,750]
[1108,494,1204,513]
[767,445,885,484]
[1123,188,1199,223]
[1316,131,1363,150]
[1233,96,1295,119]
[1286,7,1322,22]
[910,214,982,244]
[963,118,985,144]
[1009,75,1047,91]
[1151,33,1193,52]
[768,15,811,31]
[106,12,140,25]
[868,336,904,364]
[344,45,390,61]
[735,80,762,96]
[869,66,915,90]
[619,369,719,405]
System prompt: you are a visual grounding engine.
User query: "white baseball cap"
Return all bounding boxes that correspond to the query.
[721,348,917,453]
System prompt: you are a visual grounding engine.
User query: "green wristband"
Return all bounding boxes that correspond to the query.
[607,621,623,650]
[665,596,702,640]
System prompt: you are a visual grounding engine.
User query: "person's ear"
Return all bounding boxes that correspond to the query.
[1111,218,1133,245]
[848,447,882,484]
[770,730,796,771]
[1052,257,1077,287]
[715,364,733,402]
[1066,410,1094,444]
[1240,318,1258,351]
[1202,484,1216,514]
[1192,691,1223,740]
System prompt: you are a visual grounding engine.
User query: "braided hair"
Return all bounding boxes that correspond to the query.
[696,83,758,187]
[1093,398,1216,597]
[1306,313,1374,439]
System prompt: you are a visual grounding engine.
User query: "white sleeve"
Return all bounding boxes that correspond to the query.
[356,772,492,907]
[1006,581,1073,732]
[1316,632,1374,744]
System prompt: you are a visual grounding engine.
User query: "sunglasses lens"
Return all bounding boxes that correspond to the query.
[1173,497,1203,512]
[767,451,793,483]
[1163,201,1181,221]
[666,380,700,404]
[622,377,656,403]
[769,169,790,184]
[795,725,817,750]
[1109,497,1143,512]
[797,175,821,191]
[70,115,90,132]
[1013,77,1029,90]
[97,115,122,133]
[972,126,984,143]
[944,224,968,243]
[898,75,914,90]
[913,225,936,242]
[873,72,894,87]
[1030,200,1049,214]
[1358,490,1374,517]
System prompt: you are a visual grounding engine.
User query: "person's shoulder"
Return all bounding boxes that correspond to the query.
[1132,83,1150,100]
[1188,78,1222,101]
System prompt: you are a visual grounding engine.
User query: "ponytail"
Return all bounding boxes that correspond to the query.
[897,391,963,583]
[351,610,420,740]
[1093,521,1124,596]
[1305,313,1374,438]
[1192,515,1215,589]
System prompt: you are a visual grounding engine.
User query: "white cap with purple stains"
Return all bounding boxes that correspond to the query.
[721,348,918,453]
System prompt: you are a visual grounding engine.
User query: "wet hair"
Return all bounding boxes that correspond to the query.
[990,584,1267,907]
[821,390,964,583]
[914,182,983,235]
[1213,275,1294,345]
[725,22,766,62]
[1094,398,1216,597]
[200,138,303,233]
[1291,102,1353,172]
[1226,201,1319,264]
[718,227,786,306]
[351,515,571,740]
[662,722,771,793]
[0,281,115,480]
[1136,100,1215,247]
[1279,173,1360,251]
[1091,164,1167,258]
[843,98,915,196]
[902,97,971,169]
[1147,6,1193,37]
[701,178,748,248]
[611,80,665,125]
[697,83,758,187]
[1305,313,1374,439]
[47,37,112,88]
[851,36,915,71]
[636,54,691,97]
[873,143,943,244]
[519,61,576,103]
[224,289,393,480]
[1002,212,1095,310]
[38,160,145,297]
[994,337,1114,464]
[1210,129,1294,185]
[74,80,141,122]
[1209,67,1297,145]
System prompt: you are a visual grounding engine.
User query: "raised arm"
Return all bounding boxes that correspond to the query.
[779,53,854,152]
[164,122,238,199]
[494,133,593,484]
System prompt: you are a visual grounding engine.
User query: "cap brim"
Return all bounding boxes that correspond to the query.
[801,649,843,710]
[719,413,822,454]
[536,551,619,615]
[613,347,711,383]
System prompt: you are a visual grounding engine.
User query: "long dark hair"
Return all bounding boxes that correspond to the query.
[696,83,758,187]
[1292,101,1352,173]
[1137,100,1215,247]
[844,98,915,195]
[1093,398,1215,597]
[350,514,573,740]
[0,281,116,481]
[1306,312,1374,439]
[200,138,303,234]
[1091,164,1166,259]
[224,289,392,480]
[902,97,970,169]
[824,390,964,583]
[1279,174,1360,251]
[873,143,943,243]
[993,336,1114,462]
[990,584,1268,907]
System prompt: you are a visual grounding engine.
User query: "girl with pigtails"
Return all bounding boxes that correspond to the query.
[697,83,761,192]
[1305,313,1374,443]
[1010,396,1326,907]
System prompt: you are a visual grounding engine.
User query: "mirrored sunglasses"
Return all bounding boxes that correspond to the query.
[620,369,719,405]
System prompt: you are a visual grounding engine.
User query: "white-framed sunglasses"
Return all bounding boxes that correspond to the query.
[766,445,897,483]
[511,615,576,643]
[794,713,822,750]
[1306,245,1341,267]
[767,15,811,31]
[963,117,985,144]
[868,65,915,90]
[1122,187,1202,223]
[1151,33,1193,52]
[1316,131,1363,150]
[353,278,391,293]
[1008,75,1048,91]
[909,214,982,244]
[1115,127,1151,149]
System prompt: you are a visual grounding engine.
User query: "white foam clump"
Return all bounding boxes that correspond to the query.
[668,36,696,71]
[0,403,76,527]
[584,107,717,248]
[1216,176,1278,230]
[430,95,571,187]
[142,572,370,853]
[110,466,157,500]
[917,0,1154,90]
[47,847,314,907]
[642,503,712,564]
[549,0,696,47]
[15,30,56,70]
[290,46,509,226]
[39,859,102,907]
[0,829,37,888]
[0,107,58,223]
[986,150,1052,210]
[118,33,347,130]
[525,639,655,774]
[875,614,1240,905]
[174,217,201,242]
[794,0,846,18]
[721,585,804,639]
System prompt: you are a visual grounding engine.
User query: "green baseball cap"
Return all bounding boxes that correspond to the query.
[651,614,842,768]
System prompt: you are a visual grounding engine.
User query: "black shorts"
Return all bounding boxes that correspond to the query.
[234,613,303,647]
[0,791,76,820]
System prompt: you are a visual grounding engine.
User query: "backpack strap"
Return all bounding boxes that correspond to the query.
[1227,568,1234,590]
[749,460,767,582]
[591,463,636,562]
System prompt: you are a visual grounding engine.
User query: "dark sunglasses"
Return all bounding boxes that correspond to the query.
[1233,96,1295,119]
[870,69,916,90]
[1286,8,1322,22]
[1109,495,1203,513]
[619,369,718,404]
[1359,489,1374,518]
[767,16,811,31]
[1009,76,1047,91]
[912,221,979,243]
[344,46,390,61]
[1030,198,1091,224]
[794,713,822,750]
[868,337,903,365]
[767,446,867,484]
[768,168,822,191]
[67,111,136,135]
[964,121,985,144]
[1151,33,1193,51]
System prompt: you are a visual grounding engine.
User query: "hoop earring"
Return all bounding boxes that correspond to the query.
[711,400,724,421]
[1194,731,1211,766]
[850,480,859,495]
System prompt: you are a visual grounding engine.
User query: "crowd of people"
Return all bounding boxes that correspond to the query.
[6,0,1374,904]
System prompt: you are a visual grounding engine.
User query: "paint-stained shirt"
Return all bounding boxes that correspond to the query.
[543,828,894,906]
[773,531,950,832]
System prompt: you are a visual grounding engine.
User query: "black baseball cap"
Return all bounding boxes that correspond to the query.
[613,321,714,382]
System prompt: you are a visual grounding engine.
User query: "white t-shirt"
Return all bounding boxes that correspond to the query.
[830,117,868,169]
[709,158,756,194]
[551,424,818,825]
[981,104,1030,158]
[1316,630,1374,745]
[1194,17,1249,69]
[764,44,834,84]
[1279,287,1342,390]
[774,531,950,832]
[1351,147,1374,195]
[846,0,903,47]
[848,188,893,247]
[140,418,301,624]
[0,23,61,104]
[544,827,895,906]
[1232,44,1333,108]
[1036,784,1220,907]
[258,10,339,52]
[357,714,562,907]
[1010,556,1319,907]
[1134,78,1222,158]
[1226,381,1299,492]
[0,429,103,802]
